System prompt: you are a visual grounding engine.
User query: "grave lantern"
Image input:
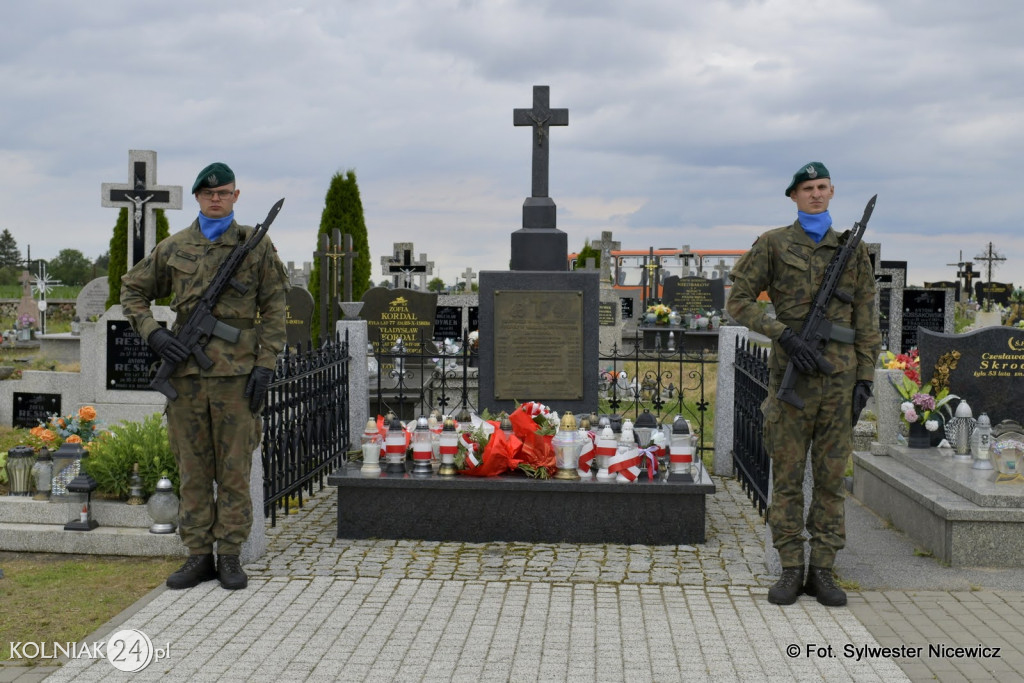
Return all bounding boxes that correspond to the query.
[64,471,99,531]
[360,418,382,475]
[614,419,638,483]
[594,426,617,482]
[971,413,993,470]
[634,411,658,448]
[126,463,146,505]
[949,400,976,460]
[499,412,514,439]
[411,416,434,476]
[50,442,85,498]
[31,449,52,501]
[384,414,408,474]
[5,446,35,496]
[668,416,695,482]
[437,419,459,477]
[552,412,582,480]
[147,476,178,534]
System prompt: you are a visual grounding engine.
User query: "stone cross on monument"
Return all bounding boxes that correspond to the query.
[102,150,182,269]
[460,267,477,291]
[510,85,570,271]
[597,231,621,287]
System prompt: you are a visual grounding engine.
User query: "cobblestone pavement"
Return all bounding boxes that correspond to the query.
[4,477,1021,681]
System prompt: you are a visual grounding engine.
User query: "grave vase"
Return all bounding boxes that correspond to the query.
[907,421,931,449]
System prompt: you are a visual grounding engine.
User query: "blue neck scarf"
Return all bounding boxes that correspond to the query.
[198,211,234,241]
[798,210,832,243]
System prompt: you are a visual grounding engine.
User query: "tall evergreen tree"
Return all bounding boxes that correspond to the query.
[106,208,171,308]
[0,229,21,268]
[310,169,372,344]
[573,239,601,272]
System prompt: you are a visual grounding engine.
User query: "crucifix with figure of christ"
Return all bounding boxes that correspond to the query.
[383,245,432,289]
[947,251,980,302]
[513,85,568,199]
[974,242,1007,312]
[102,150,182,269]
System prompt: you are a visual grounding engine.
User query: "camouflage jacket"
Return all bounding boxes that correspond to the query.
[120,219,289,377]
[726,220,881,381]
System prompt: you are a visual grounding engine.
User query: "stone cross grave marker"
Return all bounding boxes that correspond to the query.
[460,267,477,292]
[314,229,361,339]
[382,243,433,290]
[513,85,568,199]
[101,150,182,269]
[597,231,620,287]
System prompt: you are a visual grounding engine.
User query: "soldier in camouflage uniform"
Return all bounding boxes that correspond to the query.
[121,162,288,590]
[726,162,880,607]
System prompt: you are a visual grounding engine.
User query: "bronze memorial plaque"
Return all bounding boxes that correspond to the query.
[493,290,584,400]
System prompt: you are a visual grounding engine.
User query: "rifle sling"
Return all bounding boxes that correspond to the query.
[829,324,855,344]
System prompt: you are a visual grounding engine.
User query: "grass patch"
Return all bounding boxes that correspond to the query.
[913,547,934,558]
[0,553,181,665]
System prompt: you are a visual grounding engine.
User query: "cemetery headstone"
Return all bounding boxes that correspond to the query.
[662,276,726,315]
[284,287,314,347]
[598,302,616,326]
[619,294,637,321]
[101,149,182,269]
[433,305,463,342]
[975,281,1013,309]
[106,320,169,391]
[876,266,905,353]
[75,277,110,322]
[924,281,961,302]
[360,287,438,356]
[597,231,620,287]
[12,392,60,429]
[382,243,433,290]
[919,326,1024,426]
[15,271,38,330]
[901,287,954,353]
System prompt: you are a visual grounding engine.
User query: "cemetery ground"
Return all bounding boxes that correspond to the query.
[0,552,182,665]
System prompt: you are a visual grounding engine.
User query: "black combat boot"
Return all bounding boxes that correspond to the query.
[804,566,847,606]
[218,554,248,590]
[166,553,217,589]
[767,566,804,605]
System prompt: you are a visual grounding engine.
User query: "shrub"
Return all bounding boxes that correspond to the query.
[83,414,178,498]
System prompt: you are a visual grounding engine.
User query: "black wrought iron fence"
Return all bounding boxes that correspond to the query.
[262,331,350,526]
[367,332,715,461]
[733,336,770,516]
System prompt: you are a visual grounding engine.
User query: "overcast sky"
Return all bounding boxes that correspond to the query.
[2,0,1021,288]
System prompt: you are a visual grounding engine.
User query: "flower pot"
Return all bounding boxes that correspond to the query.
[907,421,931,449]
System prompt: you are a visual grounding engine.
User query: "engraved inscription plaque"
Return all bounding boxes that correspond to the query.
[493,290,583,400]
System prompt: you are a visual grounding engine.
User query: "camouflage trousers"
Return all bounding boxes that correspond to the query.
[167,375,260,556]
[763,367,855,569]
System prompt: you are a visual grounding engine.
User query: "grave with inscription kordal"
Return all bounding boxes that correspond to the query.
[329,85,714,547]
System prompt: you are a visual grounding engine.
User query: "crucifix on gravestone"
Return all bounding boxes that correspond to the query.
[640,248,661,306]
[513,85,568,199]
[974,242,1007,312]
[101,150,183,269]
[947,251,980,302]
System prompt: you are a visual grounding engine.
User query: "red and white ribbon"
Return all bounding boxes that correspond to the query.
[640,446,660,481]
[519,401,550,416]
[577,431,596,473]
[459,432,480,468]
[608,448,640,481]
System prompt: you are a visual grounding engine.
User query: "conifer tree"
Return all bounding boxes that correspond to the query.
[310,169,372,344]
[106,208,171,308]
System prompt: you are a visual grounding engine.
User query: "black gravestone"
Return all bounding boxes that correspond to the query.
[360,287,438,355]
[598,301,616,327]
[925,281,961,301]
[661,276,725,315]
[878,272,893,350]
[106,320,166,391]
[975,281,1013,308]
[433,305,463,342]
[619,295,635,321]
[919,327,1024,426]
[284,287,314,347]
[13,392,61,428]
[468,306,479,333]
[901,289,946,352]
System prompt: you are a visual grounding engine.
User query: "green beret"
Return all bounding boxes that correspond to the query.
[191,162,235,193]
[785,161,830,196]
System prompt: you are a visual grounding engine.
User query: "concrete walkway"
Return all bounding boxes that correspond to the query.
[3,476,1023,682]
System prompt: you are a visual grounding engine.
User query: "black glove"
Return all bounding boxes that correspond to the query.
[778,328,818,374]
[852,380,873,425]
[147,328,189,363]
[244,366,274,413]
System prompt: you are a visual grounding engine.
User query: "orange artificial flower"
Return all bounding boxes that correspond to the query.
[30,425,44,438]
[39,429,56,443]
[65,434,83,444]
[57,418,66,428]
[78,406,97,421]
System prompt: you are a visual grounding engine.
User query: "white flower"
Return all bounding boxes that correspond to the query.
[925,419,939,432]
[900,401,913,412]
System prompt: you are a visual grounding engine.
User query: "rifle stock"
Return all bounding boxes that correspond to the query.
[775,194,876,408]
[149,198,285,400]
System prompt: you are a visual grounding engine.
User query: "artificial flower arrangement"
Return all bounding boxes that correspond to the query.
[17,313,35,330]
[29,405,104,449]
[883,349,960,433]
[645,303,672,325]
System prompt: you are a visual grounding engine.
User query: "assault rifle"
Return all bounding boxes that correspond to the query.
[150,198,285,400]
[776,194,876,409]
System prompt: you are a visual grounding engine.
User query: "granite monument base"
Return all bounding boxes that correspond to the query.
[327,462,716,545]
[854,444,1024,567]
